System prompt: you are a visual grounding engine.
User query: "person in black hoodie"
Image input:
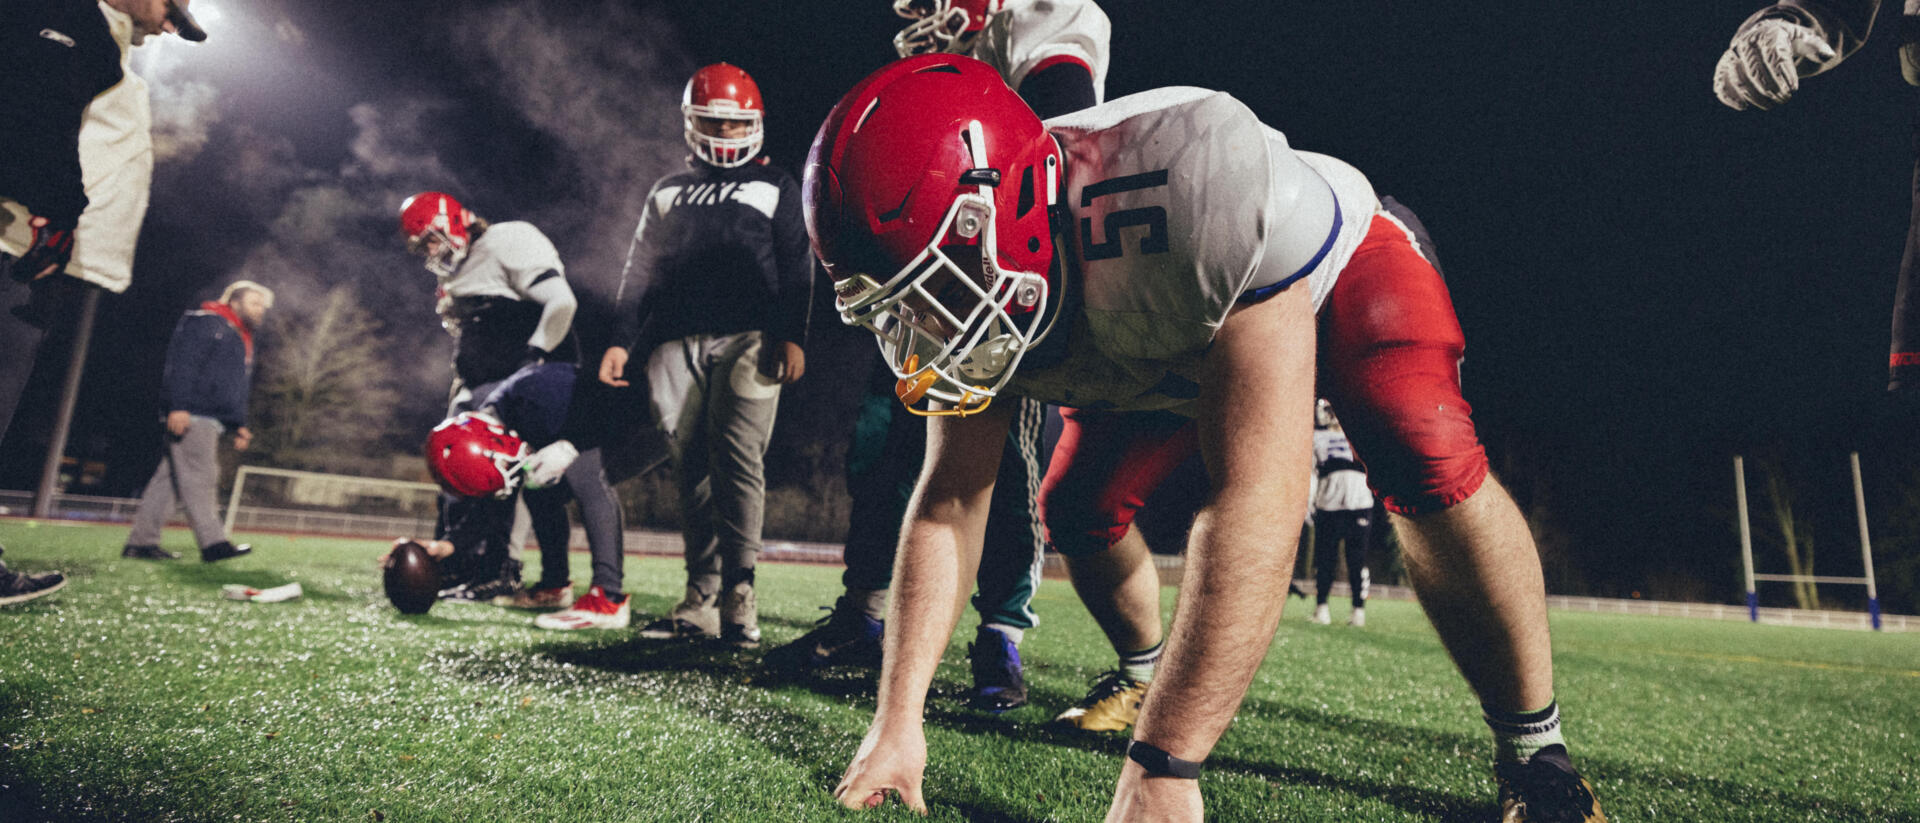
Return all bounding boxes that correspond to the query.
[598,62,811,648]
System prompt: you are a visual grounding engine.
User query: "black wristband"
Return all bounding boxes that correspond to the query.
[1126,740,1202,779]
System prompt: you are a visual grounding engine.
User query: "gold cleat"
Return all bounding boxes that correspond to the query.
[1495,745,1606,823]
[1050,671,1149,732]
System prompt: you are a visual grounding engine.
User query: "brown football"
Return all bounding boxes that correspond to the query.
[384,540,439,615]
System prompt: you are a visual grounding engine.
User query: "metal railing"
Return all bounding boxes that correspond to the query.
[2,489,1909,632]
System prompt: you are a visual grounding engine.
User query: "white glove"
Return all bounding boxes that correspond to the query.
[521,440,579,490]
[1712,19,1838,110]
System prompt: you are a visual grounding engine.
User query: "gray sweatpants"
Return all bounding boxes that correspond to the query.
[126,416,229,549]
[646,331,781,596]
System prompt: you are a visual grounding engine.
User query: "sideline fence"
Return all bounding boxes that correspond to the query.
[3,489,1908,632]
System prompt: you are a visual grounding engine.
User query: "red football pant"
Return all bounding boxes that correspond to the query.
[1039,212,1488,555]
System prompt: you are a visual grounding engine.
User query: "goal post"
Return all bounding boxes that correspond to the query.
[1734,453,1882,631]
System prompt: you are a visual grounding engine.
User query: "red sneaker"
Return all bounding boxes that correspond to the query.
[534,586,629,630]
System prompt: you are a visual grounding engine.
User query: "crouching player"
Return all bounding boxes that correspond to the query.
[804,55,1604,822]
[392,362,630,630]
[762,0,1112,710]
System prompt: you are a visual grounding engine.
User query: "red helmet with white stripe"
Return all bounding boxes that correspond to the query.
[425,412,527,499]
[893,0,1005,57]
[804,54,1062,416]
[683,63,765,168]
[399,192,474,277]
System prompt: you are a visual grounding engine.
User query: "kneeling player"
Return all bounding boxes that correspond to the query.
[397,362,630,630]
[805,55,1604,822]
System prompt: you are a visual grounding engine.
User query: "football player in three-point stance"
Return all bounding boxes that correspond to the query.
[599,63,812,648]
[400,192,626,617]
[763,0,1108,714]
[806,56,1604,822]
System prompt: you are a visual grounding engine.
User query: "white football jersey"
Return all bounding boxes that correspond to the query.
[1313,428,1374,512]
[971,0,1111,101]
[1009,87,1377,415]
[439,221,565,303]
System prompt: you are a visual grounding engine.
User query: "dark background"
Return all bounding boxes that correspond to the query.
[5,0,1916,610]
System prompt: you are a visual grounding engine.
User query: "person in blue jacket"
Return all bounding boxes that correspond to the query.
[121,280,271,563]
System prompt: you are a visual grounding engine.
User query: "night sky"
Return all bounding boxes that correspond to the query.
[5,0,1916,608]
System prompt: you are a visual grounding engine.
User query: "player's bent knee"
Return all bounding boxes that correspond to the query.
[1376,450,1489,517]
[1041,517,1130,558]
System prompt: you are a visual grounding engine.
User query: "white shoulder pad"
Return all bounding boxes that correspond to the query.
[975,0,1112,103]
[483,222,565,293]
[1049,88,1272,361]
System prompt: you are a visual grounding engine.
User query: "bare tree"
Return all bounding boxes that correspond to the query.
[1754,455,1821,610]
[251,284,401,469]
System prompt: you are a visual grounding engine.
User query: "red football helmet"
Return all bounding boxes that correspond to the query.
[893,0,1005,57]
[683,63,765,168]
[804,54,1062,415]
[399,192,474,277]
[425,412,527,499]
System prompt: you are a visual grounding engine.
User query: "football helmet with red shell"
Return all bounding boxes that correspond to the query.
[683,63,765,168]
[804,54,1062,415]
[399,192,475,277]
[893,0,1006,58]
[425,412,528,499]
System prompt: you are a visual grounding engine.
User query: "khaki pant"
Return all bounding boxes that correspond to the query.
[646,331,782,595]
[126,416,229,549]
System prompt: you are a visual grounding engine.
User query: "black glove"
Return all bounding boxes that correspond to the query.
[519,345,550,370]
[10,216,76,283]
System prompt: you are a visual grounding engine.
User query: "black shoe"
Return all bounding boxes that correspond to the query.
[762,596,883,672]
[439,576,520,605]
[1495,744,1606,822]
[0,567,67,606]
[122,544,180,560]
[966,625,1028,712]
[637,616,719,641]
[720,622,763,649]
[200,541,252,563]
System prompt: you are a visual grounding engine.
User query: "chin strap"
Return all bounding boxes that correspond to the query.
[1126,740,1203,779]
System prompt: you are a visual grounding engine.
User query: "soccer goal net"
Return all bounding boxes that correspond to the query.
[222,466,441,540]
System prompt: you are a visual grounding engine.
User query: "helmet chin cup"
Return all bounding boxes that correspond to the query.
[895,354,994,417]
[896,355,939,404]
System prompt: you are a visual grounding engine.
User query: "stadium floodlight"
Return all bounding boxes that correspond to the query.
[1734,453,1882,631]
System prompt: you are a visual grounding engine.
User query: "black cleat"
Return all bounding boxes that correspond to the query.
[638,617,719,641]
[199,542,252,563]
[439,576,520,605]
[1495,745,1606,823]
[966,625,1027,712]
[122,544,180,560]
[0,566,66,606]
[762,597,883,672]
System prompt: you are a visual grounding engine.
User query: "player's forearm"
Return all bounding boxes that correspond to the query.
[1131,498,1298,762]
[874,515,984,724]
[1135,286,1315,765]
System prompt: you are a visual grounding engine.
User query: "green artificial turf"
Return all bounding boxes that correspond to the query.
[1,521,1916,821]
